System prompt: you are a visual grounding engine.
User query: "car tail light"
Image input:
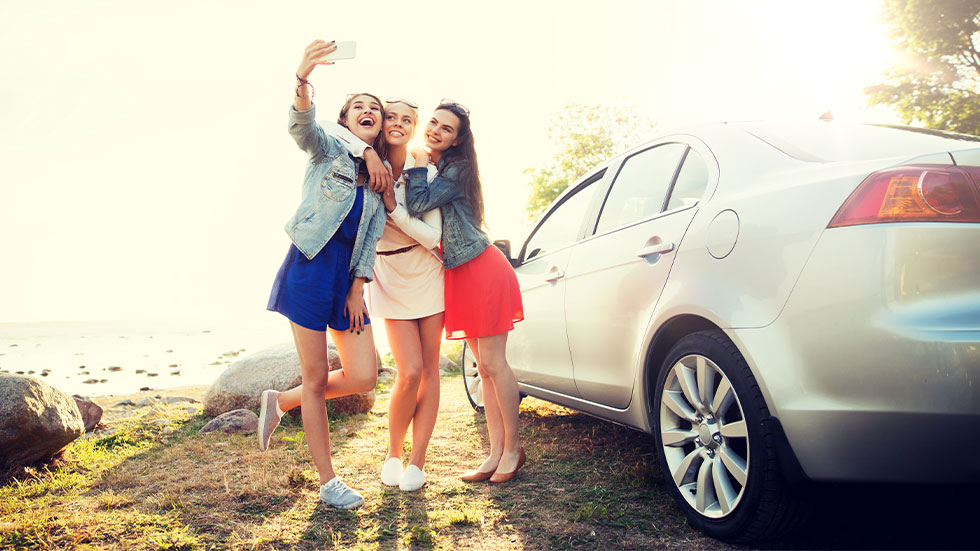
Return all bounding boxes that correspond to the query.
[829,165,980,227]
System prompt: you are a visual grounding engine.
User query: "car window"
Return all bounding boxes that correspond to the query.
[523,172,603,261]
[594,143,687,234]
[665,149,709,211]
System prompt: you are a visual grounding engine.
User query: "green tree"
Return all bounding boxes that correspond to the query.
[524,104,654,219]
[865,0,980,135]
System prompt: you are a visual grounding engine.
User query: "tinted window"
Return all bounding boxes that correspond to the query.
[523,174,603,261]
[595,144,687,234]
[665,149,709,210]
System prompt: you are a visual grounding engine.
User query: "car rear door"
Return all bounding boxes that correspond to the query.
[564,143,711,408]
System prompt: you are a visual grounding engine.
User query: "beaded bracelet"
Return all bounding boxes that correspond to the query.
[295,74,314,98]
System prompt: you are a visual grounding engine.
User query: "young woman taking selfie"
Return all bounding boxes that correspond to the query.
[260,40,389,509]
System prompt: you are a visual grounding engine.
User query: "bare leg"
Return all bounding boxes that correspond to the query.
[474,332,523,474]
[407,312,444,468]
[384,318,424,461]
[276,325,379,412]
[288,322,378,485]
[466,337,505,474]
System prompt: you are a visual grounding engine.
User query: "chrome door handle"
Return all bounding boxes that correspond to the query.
[635,242,675,257]
[543,268,565,282]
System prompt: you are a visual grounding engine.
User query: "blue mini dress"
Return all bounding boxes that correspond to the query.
[267,185,369,332]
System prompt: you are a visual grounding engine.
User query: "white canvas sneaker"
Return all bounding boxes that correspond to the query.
[380,457,403,487]
[399,464,426,492]
[257,389,281,451]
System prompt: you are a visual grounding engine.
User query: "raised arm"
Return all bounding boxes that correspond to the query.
[324,123,392,190]
[388,199,442,250]
[288,40,338,157]
[404,162,466,215]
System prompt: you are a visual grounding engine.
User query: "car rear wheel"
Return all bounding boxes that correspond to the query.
[461,342,484,413]
[653,330,802,542]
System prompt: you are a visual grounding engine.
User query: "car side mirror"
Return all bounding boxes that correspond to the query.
[493,239,520,267]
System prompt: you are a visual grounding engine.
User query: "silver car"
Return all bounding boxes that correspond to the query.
[462,120,980,542]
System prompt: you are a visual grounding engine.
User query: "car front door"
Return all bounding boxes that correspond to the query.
[564,144,711,408]
[508,171,607,396]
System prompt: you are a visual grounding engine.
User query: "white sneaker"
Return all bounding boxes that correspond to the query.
[399,464,425,492]
[320,477,364,509]
[257,389,281,451]
[380,457,403,487]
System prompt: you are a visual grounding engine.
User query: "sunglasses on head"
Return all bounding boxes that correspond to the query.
[439,98,470,117]
[385,97,418,109]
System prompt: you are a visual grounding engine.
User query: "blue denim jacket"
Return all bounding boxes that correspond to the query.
[405,160,490,269]
[285,105,386,281]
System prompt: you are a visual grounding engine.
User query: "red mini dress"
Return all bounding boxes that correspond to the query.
[443,244,524,340]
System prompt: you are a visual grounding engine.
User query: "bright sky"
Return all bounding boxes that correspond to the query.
[0,0,901,323]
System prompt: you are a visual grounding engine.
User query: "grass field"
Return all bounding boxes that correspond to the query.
[3,367,975,550]
[0,370,730,550]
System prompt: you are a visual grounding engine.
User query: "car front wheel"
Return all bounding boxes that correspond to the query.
[653,330,802,542]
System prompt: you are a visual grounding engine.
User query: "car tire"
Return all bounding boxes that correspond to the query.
[653,330,803,543]
[461,341,484,413]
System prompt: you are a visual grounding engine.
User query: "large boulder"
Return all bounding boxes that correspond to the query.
[204,342,375,418]
[0,375,84,477]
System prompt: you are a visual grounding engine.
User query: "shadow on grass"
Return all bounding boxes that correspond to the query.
[467,397,727,551]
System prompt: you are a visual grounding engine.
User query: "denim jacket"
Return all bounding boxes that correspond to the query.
[404,160,490,269]
[284,105,386,281]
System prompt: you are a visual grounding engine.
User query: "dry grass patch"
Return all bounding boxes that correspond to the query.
[1,374,734,550]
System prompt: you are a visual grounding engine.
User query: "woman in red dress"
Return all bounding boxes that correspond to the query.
[404,100,526,483]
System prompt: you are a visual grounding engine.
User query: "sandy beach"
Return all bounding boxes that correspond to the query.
[0,317,298,398]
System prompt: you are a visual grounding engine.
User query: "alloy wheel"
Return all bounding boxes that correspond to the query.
[659,353,749,518]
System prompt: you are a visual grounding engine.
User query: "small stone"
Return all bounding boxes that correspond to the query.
[135,397,156,407]
[40,372,48,377]
[78,365,86,369]
[147,373,158,377]
[79,371,90,375]
[162,426,175,435]
[27,370,35,375]
[184,406,200,415]
[115,399,135,406]
[108,366,122,372]
[15,371,24,375]
[152,419,170,426]
[139,386,150,391]
[99,379,108,383]
[83,379,98,384]
[200,409,258,434]
[168,364,178,368]
[170,371,180,376]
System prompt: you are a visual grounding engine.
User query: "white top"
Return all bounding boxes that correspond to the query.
[324,123,445,319]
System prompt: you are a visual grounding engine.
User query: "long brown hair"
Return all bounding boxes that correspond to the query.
[436,105,484,228]
[336,93,388,160]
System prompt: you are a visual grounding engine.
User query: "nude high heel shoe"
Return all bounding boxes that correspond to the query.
[489,448,526,484]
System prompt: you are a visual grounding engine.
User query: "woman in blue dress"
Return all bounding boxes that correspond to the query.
[262,40,389,510]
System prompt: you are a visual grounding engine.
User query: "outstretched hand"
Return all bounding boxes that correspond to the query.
[297,40,337,80]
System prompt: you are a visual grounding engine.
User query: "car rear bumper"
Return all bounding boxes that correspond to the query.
[731,223,980,483]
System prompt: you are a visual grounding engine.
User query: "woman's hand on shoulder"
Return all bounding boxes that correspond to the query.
[410,147,430,167]
[297,40,337,80]
[364,149,393,193]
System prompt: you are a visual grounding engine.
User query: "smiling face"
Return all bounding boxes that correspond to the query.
[383,102,417,147]
[340,94,383,143]
[424,109,462,153]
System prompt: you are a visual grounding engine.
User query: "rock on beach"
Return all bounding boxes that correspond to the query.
[200,409,258,434]
[203,342,375,418]
[0,375,84,477]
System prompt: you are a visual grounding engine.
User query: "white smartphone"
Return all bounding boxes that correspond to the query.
[327,41,356,61]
